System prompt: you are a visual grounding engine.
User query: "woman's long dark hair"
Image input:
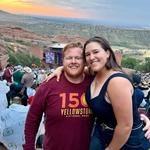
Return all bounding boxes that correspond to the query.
[83,36,122,71]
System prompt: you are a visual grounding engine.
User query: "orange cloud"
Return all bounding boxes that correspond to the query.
[0,0,88,18]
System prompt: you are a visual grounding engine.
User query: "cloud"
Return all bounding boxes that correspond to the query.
[13,0,119,19]
[14,0,34,4]
[15,0,36,5]
[30,0,114,19]
[2,0,150,26]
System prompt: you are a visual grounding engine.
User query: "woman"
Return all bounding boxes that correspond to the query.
[83,36,150,150]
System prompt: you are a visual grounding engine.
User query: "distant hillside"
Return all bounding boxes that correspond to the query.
[0,26,87,58]
[0,10,150,49]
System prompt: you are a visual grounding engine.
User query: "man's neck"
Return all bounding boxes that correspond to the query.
[64,72,85,84]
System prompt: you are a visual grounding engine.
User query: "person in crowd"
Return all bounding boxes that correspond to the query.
[0,79,10,111]
[0,96,30,150]
[0,95,44,150]
[13,65,24,85]
[6,81,23,107]
[144,85,150,119]
[83,36,150,149]
[21,67,34,106]
[2,64,13,85]
[27,83,39,105]
[37,69,47,85]
[21,67,34,90]
[132,74,145,107]
[146,90,150,102]
[23,42,93,150]
[139,81,150,98]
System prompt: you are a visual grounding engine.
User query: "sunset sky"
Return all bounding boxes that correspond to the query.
[0,0,150,26]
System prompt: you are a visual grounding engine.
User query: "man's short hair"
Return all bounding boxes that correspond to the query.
[132,74,141,86]
[62,42,83,58]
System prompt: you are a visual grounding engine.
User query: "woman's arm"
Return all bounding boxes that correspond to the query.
[105,77,133,150]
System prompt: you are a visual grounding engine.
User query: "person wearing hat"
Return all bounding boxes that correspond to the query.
[21,67,34,88]
[20,67,34,106]
[13,65,24,85]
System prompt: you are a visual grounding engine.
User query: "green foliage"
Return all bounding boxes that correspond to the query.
[121,57,139,69]
[139,57,150,72]
[121,56,150,72]
[8,50,41,67]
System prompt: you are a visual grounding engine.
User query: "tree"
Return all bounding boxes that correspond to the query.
[121,57,139,69]
[140,57,150,72]
[8,50,41,67]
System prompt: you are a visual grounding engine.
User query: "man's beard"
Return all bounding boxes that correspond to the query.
[64,67,84,79]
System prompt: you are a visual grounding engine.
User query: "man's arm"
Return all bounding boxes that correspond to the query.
[23,84,47,150]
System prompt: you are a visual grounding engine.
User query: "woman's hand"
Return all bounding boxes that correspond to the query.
[140,114,150,140]
[46,66,64,82]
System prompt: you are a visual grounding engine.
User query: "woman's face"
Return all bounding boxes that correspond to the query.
[84,42,110,72]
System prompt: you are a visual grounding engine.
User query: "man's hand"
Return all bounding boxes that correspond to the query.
[140,114,150,140]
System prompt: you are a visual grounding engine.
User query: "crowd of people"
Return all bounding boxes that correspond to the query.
[0,36,150,150]
[0,65,47,150]
[131,73,150,119]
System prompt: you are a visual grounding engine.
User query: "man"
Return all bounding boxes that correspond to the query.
[23,42,93,150]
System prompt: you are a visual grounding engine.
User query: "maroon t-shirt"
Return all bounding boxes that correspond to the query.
[23,73,93,150]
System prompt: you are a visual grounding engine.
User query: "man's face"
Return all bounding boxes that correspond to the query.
[63,47,85,78]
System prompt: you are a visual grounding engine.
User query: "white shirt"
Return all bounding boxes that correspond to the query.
[0,80,10,112]
[0,104,30,150]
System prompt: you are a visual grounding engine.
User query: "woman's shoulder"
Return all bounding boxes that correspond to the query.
[106,72,131,86]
